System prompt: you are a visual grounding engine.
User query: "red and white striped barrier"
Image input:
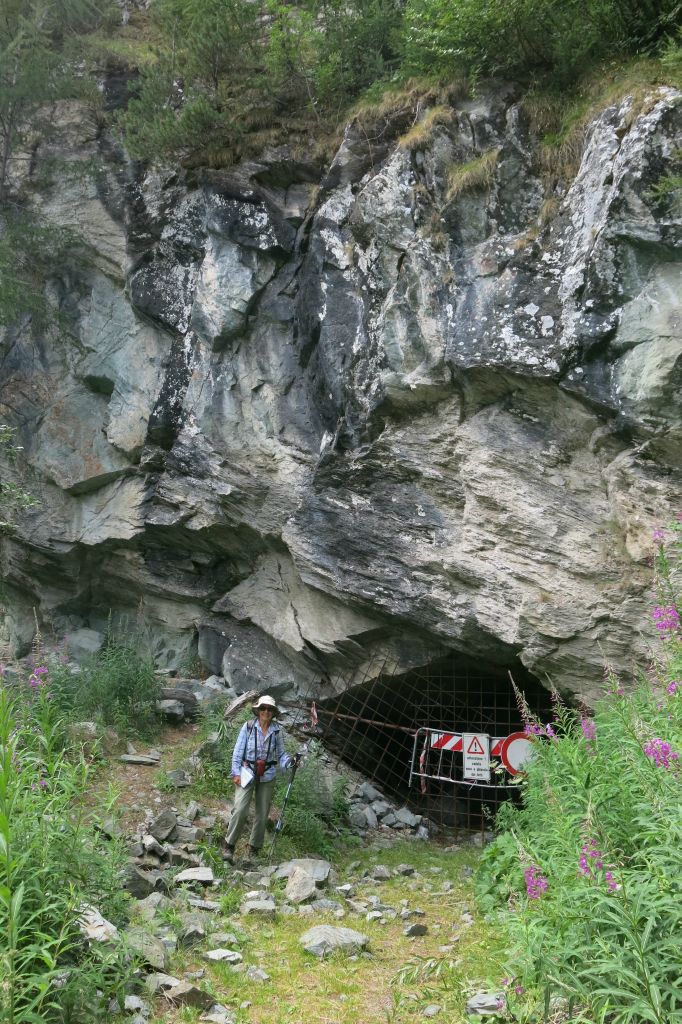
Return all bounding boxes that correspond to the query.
[415,728,534,790]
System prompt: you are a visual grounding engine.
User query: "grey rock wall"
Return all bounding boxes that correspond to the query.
[1,85,680,702]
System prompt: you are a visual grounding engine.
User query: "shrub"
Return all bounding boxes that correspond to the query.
[118,0,275,163]
[0,670,133,1023]
[48,634,161,738]
[119,0,405,162]
[402,0,682,86]
[273,0,404,106]
[476,519,682,1023]
[271,740,351,860]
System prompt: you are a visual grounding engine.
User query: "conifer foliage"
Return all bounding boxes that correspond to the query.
[0,0,113,203]
[0,1,113,326]
[118,0,682,165]
[402,0,682,83]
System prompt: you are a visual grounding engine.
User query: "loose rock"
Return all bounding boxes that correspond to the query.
[164,982,214,1009]
[204,949,243,964]
[285,866,318,904]
[175,867,214,886]
[300,925,369,958]
[466,992,505,1016]
[124,928,168,971]
[78,905,119,943]
[404,923,428,937]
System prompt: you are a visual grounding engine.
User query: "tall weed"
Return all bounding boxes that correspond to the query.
[48,634,161,738]
[0,668,133,1023]
[476,519,682,1023]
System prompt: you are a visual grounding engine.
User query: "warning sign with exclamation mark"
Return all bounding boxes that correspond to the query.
[462,733,491,782]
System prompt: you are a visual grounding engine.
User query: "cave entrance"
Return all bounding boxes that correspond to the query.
[313,651,553,835]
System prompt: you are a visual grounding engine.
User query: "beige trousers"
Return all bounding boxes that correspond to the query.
[225,778,275,850]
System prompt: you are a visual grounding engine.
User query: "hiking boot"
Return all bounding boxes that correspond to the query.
[222,844,235,864]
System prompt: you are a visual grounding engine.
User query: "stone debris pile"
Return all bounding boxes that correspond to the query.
[124,804,231,899]
[347,780,431,838]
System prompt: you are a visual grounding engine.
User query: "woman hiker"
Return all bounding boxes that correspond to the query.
[223,694,297,863]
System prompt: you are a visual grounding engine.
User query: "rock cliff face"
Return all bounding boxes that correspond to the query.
[1,85,680,702]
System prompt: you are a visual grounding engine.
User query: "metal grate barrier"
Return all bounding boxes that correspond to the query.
[292,650,553,838]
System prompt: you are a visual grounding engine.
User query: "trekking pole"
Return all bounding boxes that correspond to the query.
[267,750,304,862]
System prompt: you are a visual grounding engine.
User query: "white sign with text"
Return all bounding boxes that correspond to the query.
[462,732,491,782]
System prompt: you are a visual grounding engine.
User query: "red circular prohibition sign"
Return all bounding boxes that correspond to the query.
[499,731,534,776]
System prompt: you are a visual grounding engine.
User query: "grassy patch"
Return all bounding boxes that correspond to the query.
[649,172,682,197]
[524,56,676,185]
[397,105,454,151]
[76,9,161,68]
[147,841,507,1024]
[446,149,499,202]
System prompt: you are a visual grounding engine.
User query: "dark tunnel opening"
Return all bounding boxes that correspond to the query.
[315,651,554,833]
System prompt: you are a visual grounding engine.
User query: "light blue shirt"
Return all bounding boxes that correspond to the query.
[231,719,292,783]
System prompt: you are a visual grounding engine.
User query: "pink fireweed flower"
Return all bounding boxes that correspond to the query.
[652,527,666,544]
[581,718,596,742]
[643,737,680,770]
[524,721,556,739]
[667,681,680,695]
[28,665,49,689]
[514,985,525,996]
[652,606,680,632]
[524,863,548,899]
[579,838,619,891]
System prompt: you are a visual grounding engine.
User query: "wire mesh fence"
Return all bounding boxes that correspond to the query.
[292,651,553,838]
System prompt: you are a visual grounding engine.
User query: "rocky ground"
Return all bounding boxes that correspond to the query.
[80,722,505,1024]
[94,822,503,1023]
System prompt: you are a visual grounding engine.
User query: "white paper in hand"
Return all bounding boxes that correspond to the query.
[240,764,255,788]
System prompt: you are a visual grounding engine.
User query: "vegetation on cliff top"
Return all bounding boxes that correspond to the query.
[1,0,681,325]
[1,1,681,203]
[0,0,116,326]
[116,0,682,164]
